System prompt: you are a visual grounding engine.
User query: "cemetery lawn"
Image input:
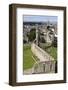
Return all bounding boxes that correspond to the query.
[23,44,35,70]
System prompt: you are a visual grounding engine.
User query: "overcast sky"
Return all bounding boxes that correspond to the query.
[23,15,57,22]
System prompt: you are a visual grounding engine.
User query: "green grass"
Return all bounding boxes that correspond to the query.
[23,44,35,70]
[32,54,40,62]
[45,46,57,60]
[23,43,57,70]
[39,43,57,60]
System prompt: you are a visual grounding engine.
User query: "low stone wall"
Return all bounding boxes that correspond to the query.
[31,43,54,62]
[31,43,56,74]
[32,61,55,74]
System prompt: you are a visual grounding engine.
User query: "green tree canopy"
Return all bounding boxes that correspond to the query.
[27,28,36,42]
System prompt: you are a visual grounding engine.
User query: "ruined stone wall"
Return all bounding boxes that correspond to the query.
[31,43,56,74]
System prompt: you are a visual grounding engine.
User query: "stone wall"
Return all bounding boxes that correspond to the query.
[31,43,56,74]
[32,61,55,74]
[31,43,54,62]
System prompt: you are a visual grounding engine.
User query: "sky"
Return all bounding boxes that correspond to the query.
[23,15,57,22]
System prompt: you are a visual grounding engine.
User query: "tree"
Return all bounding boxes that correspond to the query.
[27,28,36,42]
[52,37,57,47]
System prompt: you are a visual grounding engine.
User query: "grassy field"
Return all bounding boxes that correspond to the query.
[23,43,57,71]
[45,46,57,60]
[39,43,57,60]
[23,44,35,70]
